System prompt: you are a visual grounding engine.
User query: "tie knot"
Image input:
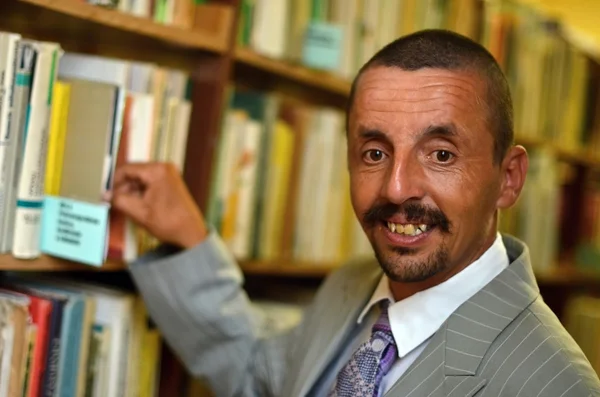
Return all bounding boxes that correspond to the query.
[372,300,393,336]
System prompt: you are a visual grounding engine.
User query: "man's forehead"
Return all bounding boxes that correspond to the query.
[355,66,485,101]
[347,66,490,141]
[351,67,486,121]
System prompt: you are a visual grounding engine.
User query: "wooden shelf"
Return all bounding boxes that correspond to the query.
[240,259,340,278]
[516,136,600,168]
[0,0,233,67]
[535,265,600,286]
[240,258,600,286]
[0,254,126,272]
[234,47,351,97]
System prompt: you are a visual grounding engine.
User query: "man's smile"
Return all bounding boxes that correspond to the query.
[380,220,436,248]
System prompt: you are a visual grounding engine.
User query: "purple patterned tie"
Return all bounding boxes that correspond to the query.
[328,301,398,397]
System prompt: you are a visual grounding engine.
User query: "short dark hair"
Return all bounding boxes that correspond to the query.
[347,29,514,164]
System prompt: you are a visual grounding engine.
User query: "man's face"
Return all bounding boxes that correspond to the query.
[348,66,513,283]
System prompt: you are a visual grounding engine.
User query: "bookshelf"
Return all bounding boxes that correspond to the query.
[4,0,232,53]
[0,0,597,275]
[0,254,126,271]
[239,259,339,278]
[234,46,351,96]
[0,0,597,394]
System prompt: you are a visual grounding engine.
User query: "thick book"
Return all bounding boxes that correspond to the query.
[39,78,125,266]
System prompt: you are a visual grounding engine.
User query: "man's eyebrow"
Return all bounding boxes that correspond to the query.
[358,127,388,141]
[420,123,458,139]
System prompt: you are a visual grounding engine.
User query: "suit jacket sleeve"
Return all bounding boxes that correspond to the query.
[127,230,295,397]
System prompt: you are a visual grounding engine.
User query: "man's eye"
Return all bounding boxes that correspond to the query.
[434,150,454,163]
[364,149,386,163]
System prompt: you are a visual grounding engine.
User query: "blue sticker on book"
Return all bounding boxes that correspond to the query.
[302,22,343,71]
[40,196,109,267]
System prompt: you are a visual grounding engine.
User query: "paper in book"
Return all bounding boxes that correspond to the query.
[40,196,110,267]
[302,22,343,71]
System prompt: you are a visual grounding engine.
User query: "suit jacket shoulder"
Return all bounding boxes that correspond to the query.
[476,296,600,397]
[384,235,600,397]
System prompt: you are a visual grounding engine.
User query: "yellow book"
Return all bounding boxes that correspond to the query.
[44,81,71,196]
[260,119,295,259]
[139,330,161,397]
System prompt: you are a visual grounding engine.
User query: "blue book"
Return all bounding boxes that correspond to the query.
[302,22,344,71]
[21,283,86,397]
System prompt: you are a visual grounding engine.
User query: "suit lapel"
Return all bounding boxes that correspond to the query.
[287,259,383,397]
[385,235,539,397]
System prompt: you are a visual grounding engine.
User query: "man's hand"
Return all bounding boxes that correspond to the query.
[109,162,208,249]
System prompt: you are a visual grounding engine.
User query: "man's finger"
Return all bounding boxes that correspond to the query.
[111,192,150,226]
[113,162,163,187]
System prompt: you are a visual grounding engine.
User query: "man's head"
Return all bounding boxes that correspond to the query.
[347,29,528,287]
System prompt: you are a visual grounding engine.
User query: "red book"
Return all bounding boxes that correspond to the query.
[0,287,53,397]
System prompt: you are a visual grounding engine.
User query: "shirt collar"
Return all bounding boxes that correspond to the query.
[357,232,509,358]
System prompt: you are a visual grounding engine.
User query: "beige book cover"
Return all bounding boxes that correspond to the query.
[59,79,119,203]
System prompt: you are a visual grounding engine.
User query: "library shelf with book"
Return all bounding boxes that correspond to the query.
[234,46,351,96]
[0,0,236,396]
[1,0,233,55]
[0,0,597,395]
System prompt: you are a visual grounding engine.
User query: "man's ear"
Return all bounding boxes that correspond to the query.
[496,145,528,209]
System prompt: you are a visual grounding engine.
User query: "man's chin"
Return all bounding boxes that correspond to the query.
[373,243,450,283]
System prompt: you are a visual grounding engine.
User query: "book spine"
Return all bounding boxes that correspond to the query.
[0,34,20,250]
[0,41,35,253]
[40,300,63,397]
[12,43,60,259]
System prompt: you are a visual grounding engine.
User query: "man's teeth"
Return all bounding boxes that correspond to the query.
[387,222,429,236]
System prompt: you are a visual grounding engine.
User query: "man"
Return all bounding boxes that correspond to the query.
[111,30,600,396]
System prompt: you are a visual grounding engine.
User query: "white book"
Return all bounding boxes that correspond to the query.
[0,41,36,252]
[168,99,191,172]
[231,119,263,258]
[213,110,245,235]
[294,113,320,260]
[129,0,151,18]
[251,0,289,59]
[310,110,340,261]
[58,52,129,87]
[0,324,14,397]
[12,41,61,259]
[123,93,155,262]
[0,33,20,248]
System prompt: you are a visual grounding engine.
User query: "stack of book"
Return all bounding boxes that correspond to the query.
[87,0,205,28]
[206,87,373,264]
[238,0,482,79]
[0,31,192,266]
[0,273,161,397]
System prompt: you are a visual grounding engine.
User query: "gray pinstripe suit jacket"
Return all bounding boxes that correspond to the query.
[129,233,600,396]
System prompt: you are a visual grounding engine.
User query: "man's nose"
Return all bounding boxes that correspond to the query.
[381,154,426,204]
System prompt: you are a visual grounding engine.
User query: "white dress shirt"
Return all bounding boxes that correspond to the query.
[353,232,510,396]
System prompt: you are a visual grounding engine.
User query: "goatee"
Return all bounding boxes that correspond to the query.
[363,201,452,282]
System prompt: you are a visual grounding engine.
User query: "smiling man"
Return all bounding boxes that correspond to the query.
[112,30,600,396]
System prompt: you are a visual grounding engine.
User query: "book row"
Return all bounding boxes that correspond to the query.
[240,0,600,160]
[206,87,373,264]
[87,0,204,29]
[0,32,192,266]
[0,273,161,397]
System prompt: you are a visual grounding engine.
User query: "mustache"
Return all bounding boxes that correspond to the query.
[363,202,451,233]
